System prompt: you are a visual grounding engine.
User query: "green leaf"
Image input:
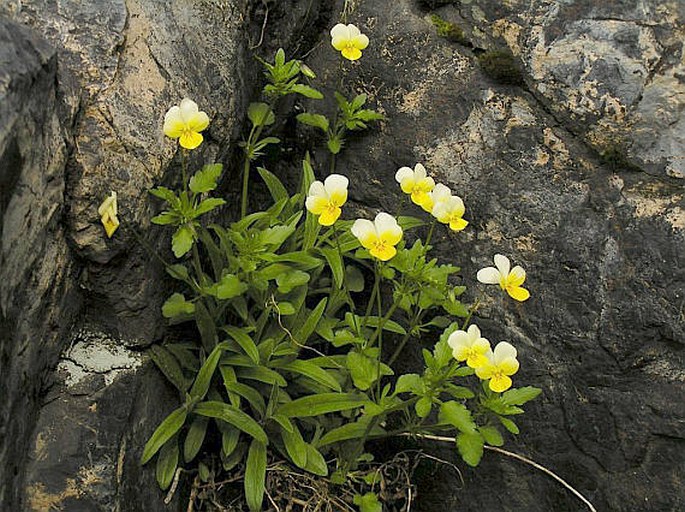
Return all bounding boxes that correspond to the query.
[141,406,187,464]
[223,381,266,417]
[320,248,344,289]
[296,112,329,131]
[248,102,275,127]
[439,401,477,434]
[364,316,406,335]
[151,211,180,225]
[345,265,365,292]
[479,425,504,446]
[257,167,289,203]
[327,136,342,154]
[394,373,421,395]
[281,425,308,468]
[245,439,267,512]
[184,416,209,462]
[189,345,223,399]
[354,492,382,512]
[149,345,188,392]
[397,215,425,230]
[198,462,210,482]
[192,197,226,218]
[291,298,327,346]
[189,163,223,193]
[277,360,341,391]
[291,84,324,99]
[223,326,260,364]
[166,264,189,282]
[221,425,240,457]
[347,352,392,391]
[317,420,385,447]
[237,366,288,387]
[445,384,475,399]
[194,301,217,352]
[304,444,328,476]
[415,396,432,418]
[162,293,195,319]
[208,273,248,300]
[155,438,179,490]
[194,401,268,444]
[277,393,367,418]
[456,431,484,467]
[499,416,520,434]
[172,224,194,258]
[350,93,368,110]
[276,270,310,293]
[502,386,542,406]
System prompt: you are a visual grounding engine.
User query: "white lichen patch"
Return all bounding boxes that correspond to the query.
[58,327,144,387]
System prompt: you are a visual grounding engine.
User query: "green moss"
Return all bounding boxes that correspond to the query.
[477,50,524,85]
[430,14,469,45]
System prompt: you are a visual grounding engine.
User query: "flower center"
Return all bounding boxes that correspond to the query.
[373,240,388,252]
[325,202,338,214]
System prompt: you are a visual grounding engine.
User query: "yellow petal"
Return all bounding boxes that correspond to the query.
[449,217,468,231]
[498,358,520,376]
[324,174,348,206]
[331,36,348,51]
[400,177,416,194]
[351,219,377,249]
[371,244,396,261]
[306,195,328,215]
[187,111,209,132]
[476,364,494,380]
[163,117,185,139]
[341,46,362,60]
[179,131,203,150]
[318,207,341,226]
[507,285,530,302]
[101,212,119,238]
[489,374,512,393]
[466,352,489,369]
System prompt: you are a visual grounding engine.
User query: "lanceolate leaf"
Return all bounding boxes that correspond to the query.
[277,360,341,391]
[184,416,209,463]
[291,297,327,346]
[245,439,267,512]
[189,345,223,400]
[149,345,189,392]
[194,401,268,444]
[317,420,385,447]
[141,406,187,464]
[223,326,260,364]
[277,393,367,418]
[281,424,308,469]
[156,437,179,490]
[257,167,289,204]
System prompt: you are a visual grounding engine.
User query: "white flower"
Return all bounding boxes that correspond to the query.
[351,212,403,261]
[305,174,349,226]
[477,254,530,301]
[330,23,370,61]
[476,342,520,392]
[447,324,491,368]
[395,163,435,211]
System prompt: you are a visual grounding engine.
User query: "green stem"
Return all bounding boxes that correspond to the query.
[424,217,437,249]
[241,125,258,219]
[387,308,424,366]
[362,264,380,332]
[461,299,481,330]
[181,149,189,193]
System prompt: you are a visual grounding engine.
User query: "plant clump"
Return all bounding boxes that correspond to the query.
[430,14,469,45]
[477,49,525,85]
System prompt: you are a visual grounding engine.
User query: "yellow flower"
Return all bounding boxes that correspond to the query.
[476,342,520,392]
[163,98,210,150]
[98,191,119,238]
[477,254,530,301]
[395,164,435,211]
[330,23,369,61]
[447,324,491,368]
[432,194,468,231]
[305,174,349,226]
[351,212,403,261]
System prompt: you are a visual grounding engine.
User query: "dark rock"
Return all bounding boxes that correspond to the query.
[0,17,81,508]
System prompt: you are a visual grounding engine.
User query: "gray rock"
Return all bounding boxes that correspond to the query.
[297,0,684,510]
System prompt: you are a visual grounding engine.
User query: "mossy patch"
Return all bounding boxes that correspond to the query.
[430,14,469,45]
[599,146,643,172]
[477,50,524,85]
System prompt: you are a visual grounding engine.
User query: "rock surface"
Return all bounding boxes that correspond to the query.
[1,0,683,510]
[297,0,684,510]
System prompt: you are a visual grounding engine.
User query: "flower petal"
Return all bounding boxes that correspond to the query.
[477,267,501,284]
[324,174,349,206]
[187,111,209,132]
[331,36,348,51]
[371,243,396,261]
[341,47,362,60]
[507,286,530,302]
[494,254,511,276]
[354,33,369,50]
[414,163,427,180]
[375,212,402,245]
[475,363,494,380]
[493,342,517,362]
[351,219,377,249]
[179,130,203,150]
[498,357,520,376]
[330,23,349,39]
[489,374,512,393]
[306,195,329,215]
[395,166,413,184]
[346,24,361,38]
[179,98,199,122]
[447,330,469,350]
[509,265,526,286]
[318,206,341,226]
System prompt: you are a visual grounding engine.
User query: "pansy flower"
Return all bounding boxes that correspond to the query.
[477,254,530,301]
[447,324,491,368]
[330,23,370,61]
[163,98,210,150]
[395,163,435,212]
[476,342,520,392]
[98,191,119,238]
[351,212,403,261]
[305,174,349,226]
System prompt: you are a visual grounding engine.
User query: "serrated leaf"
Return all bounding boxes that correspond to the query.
[327,136,342,154]
[439,401,477,434]
[192,197,226,218]
[248,102,275,127]
[141,407,187,464]
[456,431,484,467]
[162,293,195,319]
[155,438,179,490]
[172,224,194,258]
[502,386,542,406]
[394,373,421,395]
[499,416,520,434]
[277,393,366,418]
[184,416,209,462]
[245,439,267,512]
[194,401,268,444]
[189,164,223,193]
[354,492,382,512]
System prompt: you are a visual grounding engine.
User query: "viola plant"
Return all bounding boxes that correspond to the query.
[140,37,540,512]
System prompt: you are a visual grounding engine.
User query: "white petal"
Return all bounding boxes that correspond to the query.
[346,24,361,38]
[324,174,349,194]
[164,105,182,124]
[447,330,469,349]
[351,218,375,240]
[431,183,452,203]
[179,98,199,122]
[330,23,349,39]
[510,265,526,280]
[395,166,413,183]
[414,163,427,180]
[308,180,327,199]
[374,212,400,234]
[494,254,511,277]
[466,324,481,341]
[493,342,517,362]
[477,267,501,284]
